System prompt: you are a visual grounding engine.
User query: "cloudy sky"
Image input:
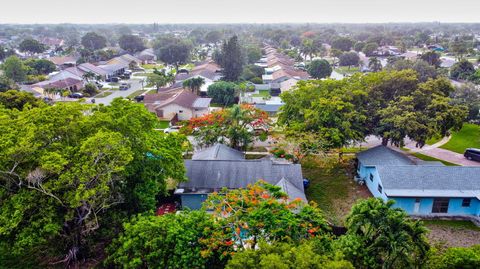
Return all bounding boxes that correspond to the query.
[1,0,479,24]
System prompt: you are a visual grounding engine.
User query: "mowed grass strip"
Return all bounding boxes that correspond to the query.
[440,124,480,153]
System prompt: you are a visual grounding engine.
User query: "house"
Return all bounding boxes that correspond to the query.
[175,60,222,94]
[135,48,157,64]
[33,77,83,92]
[46,56,78,69]
[144,88,211,123]
[175,144,307,209]
[263,67,309,84]
[50,63,108,82]
[107,54,142,69]
[98,64,126,79]
[356,146,480,223]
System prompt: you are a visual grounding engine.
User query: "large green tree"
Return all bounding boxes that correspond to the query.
[332,37,354,52]
[217,35,244,81]
[207,81,237,106]
[18,38,46,56]
[81,32,107,51]
[450,60,475,81]
[183,77,205,95]
[2,55,27,82]
[340,198,430,269]
[0,99,186,266]
[154,37,192,70]
[307,59,332,79]
[119,34,145,54]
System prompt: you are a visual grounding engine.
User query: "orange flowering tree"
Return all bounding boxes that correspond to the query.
[201,181,330,260]
[183,104,270,151]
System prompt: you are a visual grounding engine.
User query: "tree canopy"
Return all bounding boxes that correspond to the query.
[207,81,238,106]
[307,59,332,79]
[119,34,145,54]
[154,37,192,70]
[18,38,46,55]
[216,36,244,81]
[81,32,107,51]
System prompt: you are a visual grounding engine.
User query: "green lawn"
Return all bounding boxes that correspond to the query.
[155,120,170,129]
[423,220,480,231]
[127,90,146,99]
[334,66,360,75]
[302,156,371,225]
[252,90,271,98]
[426,134,443,145]
[146,89,157,94]
[411,152,459,166]
[141,63,163,70]
[133,73,149,77]
[95,91,113,98]
[440,124,480,154]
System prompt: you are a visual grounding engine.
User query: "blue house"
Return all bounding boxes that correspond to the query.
[175,144,307,210]
[356,146,480,222]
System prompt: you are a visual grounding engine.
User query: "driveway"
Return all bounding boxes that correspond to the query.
[359,135,480,167]
[90,78,146,105]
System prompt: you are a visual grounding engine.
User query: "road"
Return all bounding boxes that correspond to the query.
[90,78,146,105]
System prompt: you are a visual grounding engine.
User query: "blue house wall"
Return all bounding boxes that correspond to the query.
[391,197,480,216]
[180,194,208,210]
[357,161,388,201]
[357,161,480,218]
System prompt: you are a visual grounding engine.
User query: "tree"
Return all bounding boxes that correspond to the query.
[387,59,437,82]
[205,30,222,44]
[207,81,237,106]
[368,57,382,72]
[185,104,269,150]
[340,198,430,269]
[0,90,43,110]
[18,38,46,56]
[203,182,330,254]
[0,99,186,266]
[217,35,244,81]
[147,68,175,92]
[339,52,360,69]
[2,56,27,82]
[106,211,219,269]
[354,41,366,52]
[362,42,379,57]
[421,51,441,68]
[451,82,480,121]
[24,59,56,75]
[154,37,192,70]
[83,83,98,97]
[0,75,17,92]
[81,32,107,51]
[300,39,319,62]
[226,240,353,269]
[245,44,262,64]
[332,37,354,52]
[182,77,205,95]
[118,34,145,54]
[427,245,480,269]
[307,59,332,79]
[450,60,475,81]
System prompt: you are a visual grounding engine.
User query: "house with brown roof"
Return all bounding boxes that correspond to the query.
[144,88,212,123]
[47,56,78,69]
[33,77,83,92]
[175,60,222,94]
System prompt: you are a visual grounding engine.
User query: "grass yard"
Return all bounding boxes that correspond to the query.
[141,63,163,70]
[154,120,170,129]
[146,89,157,94]
[426,134,443,145]
[133,73,149,77]
[440,124,480,154]
[95,91,113,98]
[411,152,459,166]
[252,90,271,98]
[302,156,371,225]
[334,66,360,75]
[127,90,146,99]
[423,220,480,248]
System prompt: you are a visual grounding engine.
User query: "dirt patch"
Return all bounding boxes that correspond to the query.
[426,223,480,248]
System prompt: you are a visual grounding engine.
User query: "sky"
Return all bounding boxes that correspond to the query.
[1,0,479,24]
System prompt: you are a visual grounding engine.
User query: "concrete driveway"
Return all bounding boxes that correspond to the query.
[90,79,146,105]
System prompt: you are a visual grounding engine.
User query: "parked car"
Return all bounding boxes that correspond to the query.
[106,77,119,83]
[134,95,145,102]
[464,148,480,162]
[68,92,84,98]
[94,81,103,89]
[119,82,131,90]
[164,126,181,133]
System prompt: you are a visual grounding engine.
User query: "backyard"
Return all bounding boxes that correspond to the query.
[302,156,371,225]
[252,89,271,98]
[411,152,459,166]
[440,123,480,153]
[423,220,480,248]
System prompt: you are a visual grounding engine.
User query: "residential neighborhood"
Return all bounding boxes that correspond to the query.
[1,2,480,268]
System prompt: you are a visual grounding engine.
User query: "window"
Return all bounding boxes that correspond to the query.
[377,184,382,194]
[179,110,183,113]
[415,198,421,203]
[432,198,449,213]
[462,198,471,207]
[369,173,374,182]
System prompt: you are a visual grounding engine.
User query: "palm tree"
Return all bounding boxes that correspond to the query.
[182,77,205,95]
[149,68,176,93]
[368,57,383,72]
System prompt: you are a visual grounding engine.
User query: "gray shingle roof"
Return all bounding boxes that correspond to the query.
[192,98,212,108]
[357,146,413,166]
[192,144,245,160]
[377,165,480,198]
[181,158,306,201]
